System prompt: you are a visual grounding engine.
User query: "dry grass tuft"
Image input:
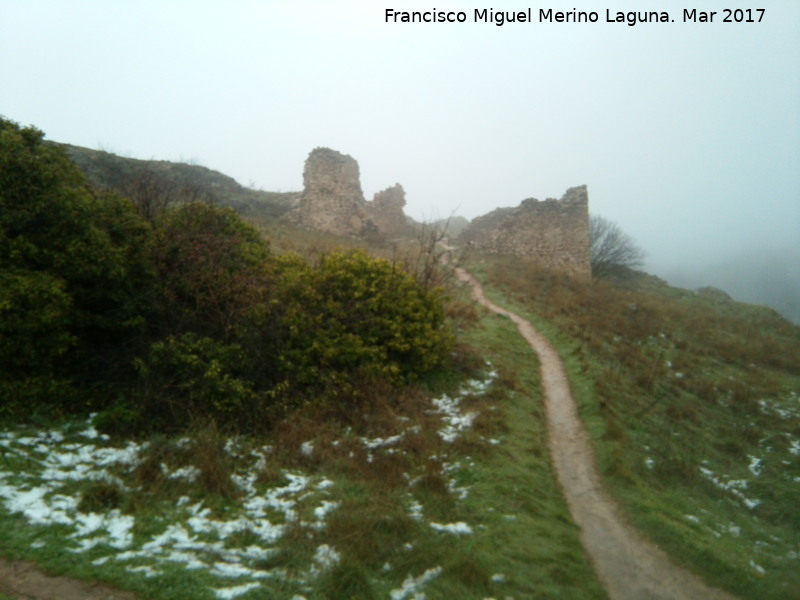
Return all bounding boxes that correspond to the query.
[190,422,239,500]
[324,496,420,568]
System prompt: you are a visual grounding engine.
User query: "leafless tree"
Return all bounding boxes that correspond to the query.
[398,215,471,292]
[590,215,646,279]
[121,167,217,224]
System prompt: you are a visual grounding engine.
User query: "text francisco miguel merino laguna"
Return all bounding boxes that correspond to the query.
[385,7,766,26]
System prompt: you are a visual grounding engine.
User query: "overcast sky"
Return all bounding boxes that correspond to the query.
[2,0,799,299]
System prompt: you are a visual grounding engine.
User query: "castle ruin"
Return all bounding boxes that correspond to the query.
[284,147,410,237]
[462,186,591,279]
[285,147,590,278]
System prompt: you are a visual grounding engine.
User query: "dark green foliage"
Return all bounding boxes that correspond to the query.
[0,119,154,412]
[271,250,453,408]
[1,118,454,431]
[148,202,273,338]
[133,333,258,429]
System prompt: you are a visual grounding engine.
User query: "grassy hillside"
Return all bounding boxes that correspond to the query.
[469,253,800,599]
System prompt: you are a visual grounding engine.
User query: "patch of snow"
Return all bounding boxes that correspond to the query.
[213,562,255,578]
[430,521,473,535]
[699,467,761,509]
[684,515,700,524]
[164,465,201,482]
[126,565,161,578]
[788,439,800,457]
[431,395,477,443]
[316,478,334,490]
[312,500,339,525]
[308,544,340,578]
[300,441,314,457]
[749,560,766,575]
[361,433,404,450]
[390,566,443,600]
[748,455,763,477]
[213,582,261,599]
[408,499,424,521]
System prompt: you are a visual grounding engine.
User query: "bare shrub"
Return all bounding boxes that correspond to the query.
[590,214,646,279]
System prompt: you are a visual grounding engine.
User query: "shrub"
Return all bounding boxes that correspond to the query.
[273,250,454,406]
[0,118,154,410]
[590,214,646,279]
[149,202,273,338]
[133,333,259,430]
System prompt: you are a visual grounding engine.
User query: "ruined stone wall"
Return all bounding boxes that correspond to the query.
[284,147,410,238]
[463,186,591,278]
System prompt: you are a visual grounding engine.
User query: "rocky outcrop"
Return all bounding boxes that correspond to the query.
[463,186,591,278]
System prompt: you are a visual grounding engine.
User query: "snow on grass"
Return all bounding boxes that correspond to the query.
[431,394,477,443]
[390,566,443,600]
[213,581,261,599]
[361,432,405,450]
[699,466,761,509]
[430,368,497,443]
[749,559,766,576]
[0,365,501,598]
[788,438,800,457]
[0,420,337,596]
[308,543,340,577]
[430,521,473,535]
[747,455,763,477]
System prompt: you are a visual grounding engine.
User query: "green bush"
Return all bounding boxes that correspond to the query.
[149,202,273,338]
[133,333,259,430]
[274,250,453,405]
[0,118,154,410]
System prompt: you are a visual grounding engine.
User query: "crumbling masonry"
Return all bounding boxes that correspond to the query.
[462,186,591,279]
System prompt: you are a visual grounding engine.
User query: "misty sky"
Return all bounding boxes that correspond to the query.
[2,0,799,306]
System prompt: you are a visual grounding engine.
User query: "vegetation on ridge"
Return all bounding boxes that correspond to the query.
[0,118,454,432]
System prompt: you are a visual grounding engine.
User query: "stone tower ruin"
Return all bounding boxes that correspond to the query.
[284,147,410,237]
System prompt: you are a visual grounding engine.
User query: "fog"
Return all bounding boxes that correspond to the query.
[2,0,798,320]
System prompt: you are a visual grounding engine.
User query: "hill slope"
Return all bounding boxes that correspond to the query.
[52,142,299,219]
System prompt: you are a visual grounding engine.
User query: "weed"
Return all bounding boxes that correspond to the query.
[318,558,377,600]
[324,497,419,568]
[189,422,238,500]
[77,482,124,513]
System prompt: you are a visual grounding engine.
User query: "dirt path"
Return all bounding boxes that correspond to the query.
[0,558,139,600]
[456,268,737,600]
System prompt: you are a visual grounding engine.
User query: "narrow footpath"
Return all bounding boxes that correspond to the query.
[456,268,737,600]
[0,558,139,600]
